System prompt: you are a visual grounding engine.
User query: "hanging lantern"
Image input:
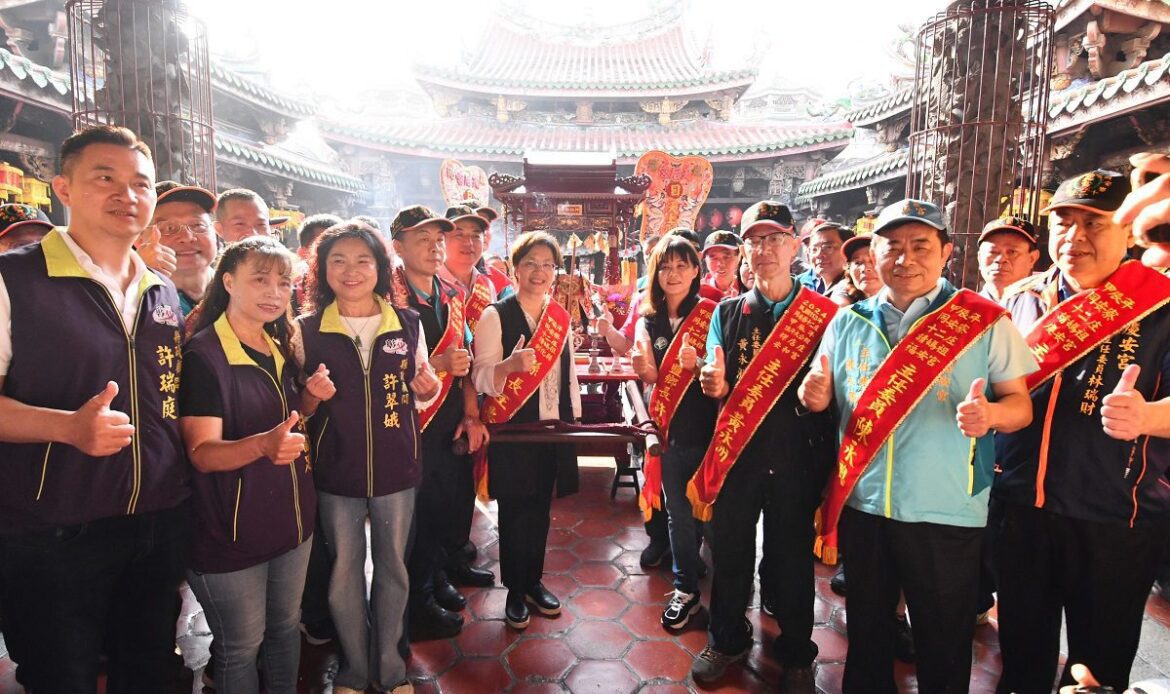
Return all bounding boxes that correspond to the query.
[0,164,24,202]
[19,177,52,210]
[726,206,743,230]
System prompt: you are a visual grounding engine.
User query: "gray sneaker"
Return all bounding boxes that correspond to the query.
[691,643,750,683]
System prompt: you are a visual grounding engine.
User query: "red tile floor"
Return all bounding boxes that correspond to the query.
[2,460,1169,693]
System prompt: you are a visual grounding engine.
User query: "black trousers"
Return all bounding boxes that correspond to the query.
[994,502,1167,694]
[707,458,818,665]
[408,434,466,601]
[0,503,191,694]
[496,448,557,593]
[839,506,982,694]
[445,451,478,568]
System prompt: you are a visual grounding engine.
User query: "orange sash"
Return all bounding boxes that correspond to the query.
[639,299,716,521]
[464,273,494,334]
[686,288,836,521]
[815,290,1005,564]
[1023,261,1170,392]
[418,292,465,433]
[473,300,572,500]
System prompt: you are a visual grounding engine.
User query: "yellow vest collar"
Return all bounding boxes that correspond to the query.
[213,312,285,379]
[319,295,402,337]
[43,228,165,294]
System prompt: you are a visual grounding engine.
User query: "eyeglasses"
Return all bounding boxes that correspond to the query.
[742,231,794,252]
[519,260,558,273]
[658,264,695,277]
[153,222,212,238]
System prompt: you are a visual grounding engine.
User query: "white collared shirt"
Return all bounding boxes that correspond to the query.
[0,230,150,376]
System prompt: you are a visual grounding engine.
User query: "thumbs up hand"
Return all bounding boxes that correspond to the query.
[1101,364,1147,441]
[679,333,699,371]
[956,378,992,438]
[700,344,728,399]
[304,363,337,402]
[631,337,657,383]
[264,411,305,466]
[798,354,834,413]
[410,364,442,403]
[505,335,537,375]
[69,381,135,457]
[432,346,471,377]
[137,225,177,277]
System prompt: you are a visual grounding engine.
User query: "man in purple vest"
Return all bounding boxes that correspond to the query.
[0,125,191,693]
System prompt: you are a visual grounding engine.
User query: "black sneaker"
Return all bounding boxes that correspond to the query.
[298,620,335,646]
[458,540,478,563]
[410,599,463,639]
[639,538,672,567]
[780,665,816,694]
[661,590,701,630]
[448,563,495,588]
[505,590,530,630]
[829,563,846,597]
[894,615,915,664]
[433,577,467,612]
[691,643,750,683]
[525,582,561,616]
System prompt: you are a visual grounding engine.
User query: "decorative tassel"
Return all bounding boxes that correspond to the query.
[686,479,713,522]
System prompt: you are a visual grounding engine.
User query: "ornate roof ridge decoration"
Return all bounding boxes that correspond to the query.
[616,173,652,194]
[0,47,71,108]
[320,117,852,163]
[843,87,913,127]
[414,20,757,98]
[1054,0,1170,32]
[214,133,364,193]
[1046,49,1170,134]
[798,147,909,198]
[210,62,317,119]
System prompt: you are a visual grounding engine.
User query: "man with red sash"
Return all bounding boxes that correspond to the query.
[687,201,838,690]
[800,198,1036,694]
[438,204,498,587]
[994,170,1170,694]
[391,205,491,639]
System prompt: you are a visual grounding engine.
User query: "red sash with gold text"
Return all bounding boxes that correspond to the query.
[1023,261,1170,392]
[464,273,494,334]
[639,299,716,521]
[473,300,572,500]
[418,293,465,432]
[686,288,836,521]
[815,290,1005,564]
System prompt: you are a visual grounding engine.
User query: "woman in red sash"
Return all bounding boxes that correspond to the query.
[471,232,582,630]
[630,236,718,630]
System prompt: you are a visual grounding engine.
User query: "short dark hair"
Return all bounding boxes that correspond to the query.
[215,189,267,221]
[59,125,152,176]
[351,214,381,231]
[298,213,343,250]
[510,231,562,267]
[667,227,702,249]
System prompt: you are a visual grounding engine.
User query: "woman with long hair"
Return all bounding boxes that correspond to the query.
[179,236,318,694]
[293,221,437,694]
[631,236,719,630]
[470,231,581,630]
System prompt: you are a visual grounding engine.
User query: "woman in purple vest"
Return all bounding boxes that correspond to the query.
[179,236,318,694]
[293,221,438,694]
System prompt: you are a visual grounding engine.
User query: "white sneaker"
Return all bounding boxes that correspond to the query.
[661,589,701,630]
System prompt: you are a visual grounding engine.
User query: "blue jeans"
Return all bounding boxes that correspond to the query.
[661,443,706,594]
[319,489,415,691]
[188,538,312,694]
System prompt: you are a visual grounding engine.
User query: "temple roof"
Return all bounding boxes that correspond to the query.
[414,20,756,99]
[320,117,851,163]
[844,87,912,127]
[210,62,317,119]
[1047,50,1170,133]
[797,147,908,198]
[214,134,364,193]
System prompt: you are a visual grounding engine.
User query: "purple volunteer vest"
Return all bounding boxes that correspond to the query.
[184,315,315,573]
[0,230,189,533]
[299,298,421,498]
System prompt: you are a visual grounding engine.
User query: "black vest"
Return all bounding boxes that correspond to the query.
[488,296,578,497]
[715,287,836,493]
[184,319,315,573]
[299,303,421,498]
[0,234,189,533]
[643,294,717,449]
[408,277,465,437]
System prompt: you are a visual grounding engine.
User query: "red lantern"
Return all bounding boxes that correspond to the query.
[709,209,724,230]
[695,213,708,233]
[727,206,743,229]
